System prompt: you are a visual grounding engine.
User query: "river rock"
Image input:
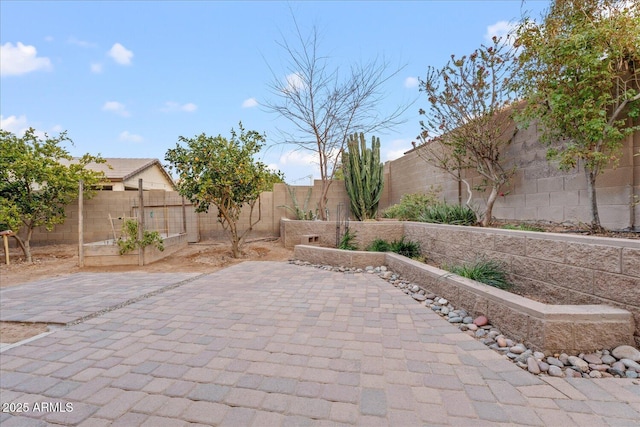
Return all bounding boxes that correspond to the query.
[565,368,582,378]
[497,337,508,348]
[473,316,489,327]
[548,365,564,377]
[568,356,589,372]
[412,293,427,302]
[612,361,627,372]
[582,354,602,364]
[547,357,564,368]
[527,357,540,374]
[621,359,640,372]
[612,346,640,362]
[448,316,463,323]
[509,344,527,355]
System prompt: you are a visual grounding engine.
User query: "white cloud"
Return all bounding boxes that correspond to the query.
[68,37,95,48]
[485,20,516,43]
[242,98,258,108]
[0,42,52,76]
[267,163,280,173]
[0,114,29,134]
[384,138,411,161]
[284,72,305,93]
[181,103,197,112]
[279,149,317,166]
[90,62,103,73]
[102,101,130,117]
[404,77,419,89]
[108,43,133,65]
[118,131,143,143]
[0,115,61,138]
[160,101,198,113]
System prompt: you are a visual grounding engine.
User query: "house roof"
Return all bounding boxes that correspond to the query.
[60,158,176,190]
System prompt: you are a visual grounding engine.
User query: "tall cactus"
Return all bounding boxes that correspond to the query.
[342,133,384,221]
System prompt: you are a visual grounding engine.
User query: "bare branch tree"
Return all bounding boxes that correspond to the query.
[263,18,409,220]
[413,37,520,226]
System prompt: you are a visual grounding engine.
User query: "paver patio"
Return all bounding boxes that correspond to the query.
[1,261,639,426]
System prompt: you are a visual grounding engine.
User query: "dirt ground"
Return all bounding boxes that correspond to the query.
[0,238,293,344]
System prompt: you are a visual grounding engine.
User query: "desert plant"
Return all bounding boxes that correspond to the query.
[343,133,384,221]
[445,258,512,290]
[338,227,358,250]
[366,236,421,259]
[383,191,439,221]
[279,184,315,220]
[389,237,421,259]
[366,238,391,252]
[117,219,165,255]
[419,202,477,226]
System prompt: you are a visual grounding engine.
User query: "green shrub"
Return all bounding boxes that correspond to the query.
[117,219,165,255]
[366,238,391,252]
[389,237,421,258]
[418,202,477,226]
[366,236,421,259]
[338,227,358,250]
[445,258,512,290]
[383,191,439,221]
[500,223,545,232]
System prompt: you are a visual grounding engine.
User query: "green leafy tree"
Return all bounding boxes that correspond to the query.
[342,133,384,221]
[165,124,283,258]
[414,37,520,226]
[515,0,640,230]
[0,128,106,262]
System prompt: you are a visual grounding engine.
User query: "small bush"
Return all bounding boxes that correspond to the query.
[117,219,165,255]
[383,191,439,221]
[366,236,421,259]
[338,227,358,250]
[389,237,421,258]
[445,258,512,290]
[418,202,477,226]
[366,238,391,252]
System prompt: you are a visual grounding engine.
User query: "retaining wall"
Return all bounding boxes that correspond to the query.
[293,245,635,354]
[283,219,640,347]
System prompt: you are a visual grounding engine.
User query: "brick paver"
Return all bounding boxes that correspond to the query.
[1,262,639,425]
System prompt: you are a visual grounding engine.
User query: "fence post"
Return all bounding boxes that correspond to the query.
[138,179,144,266]
[78,180,84,267]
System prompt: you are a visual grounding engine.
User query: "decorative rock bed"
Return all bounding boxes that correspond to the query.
[290,259,640,379]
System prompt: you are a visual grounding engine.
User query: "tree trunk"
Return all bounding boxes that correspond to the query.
[12,233,29,263]
[585,167,602,231]
[24,239,32,263]
[482,185,500,227]
[318,180,332,221]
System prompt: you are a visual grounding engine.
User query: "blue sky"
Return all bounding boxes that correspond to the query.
[1,1,550,184]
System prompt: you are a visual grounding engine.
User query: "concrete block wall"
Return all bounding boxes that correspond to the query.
[26,181,351,246]
[383,125,640,230]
